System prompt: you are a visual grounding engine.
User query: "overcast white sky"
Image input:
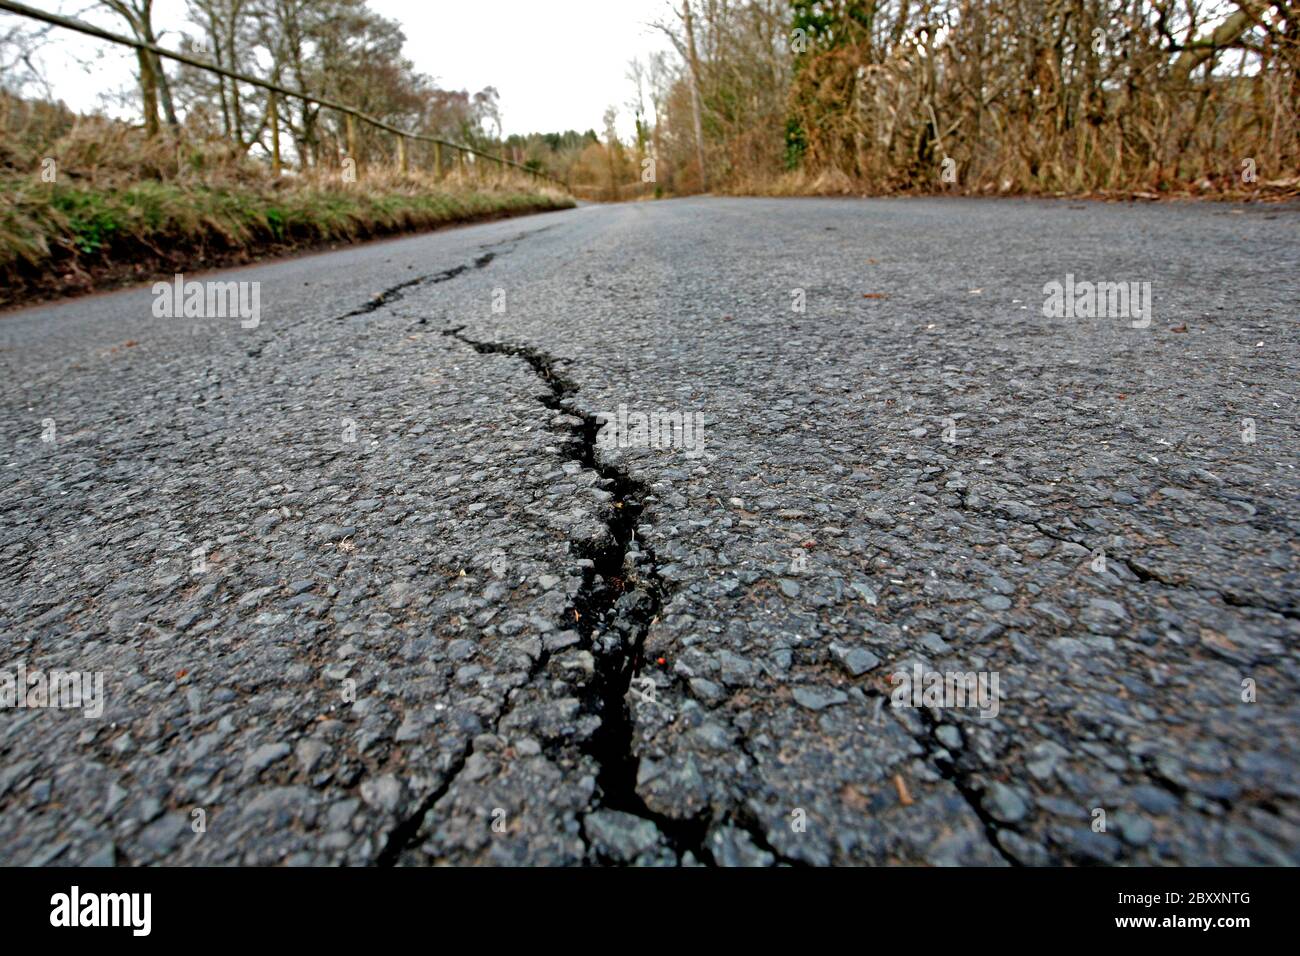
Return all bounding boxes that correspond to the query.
[6,0,677,137]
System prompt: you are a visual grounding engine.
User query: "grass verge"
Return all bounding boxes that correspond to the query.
[0,174,573,309]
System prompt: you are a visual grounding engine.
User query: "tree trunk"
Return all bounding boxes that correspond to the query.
[135,45,160,136]
[213,34,232,138]
[152,48,179,128]
[682,1,709,191]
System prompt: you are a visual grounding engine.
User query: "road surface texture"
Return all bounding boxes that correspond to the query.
[1,197,1297,867]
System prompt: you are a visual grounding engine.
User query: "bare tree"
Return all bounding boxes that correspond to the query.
[645,0,1297,195]
[680,0,709,189]
[0,19,55,99]
[98,0,178,134]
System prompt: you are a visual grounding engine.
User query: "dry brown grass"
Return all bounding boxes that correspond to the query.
[0,93,572,307]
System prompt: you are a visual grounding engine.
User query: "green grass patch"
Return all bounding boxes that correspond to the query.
[1,175,573,302]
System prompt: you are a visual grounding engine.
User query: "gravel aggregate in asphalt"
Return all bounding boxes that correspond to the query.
[1,197,1296,866]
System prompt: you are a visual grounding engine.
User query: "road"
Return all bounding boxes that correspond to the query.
[1,196,1297,866]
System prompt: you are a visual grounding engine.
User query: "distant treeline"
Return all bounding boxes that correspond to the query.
[3,1,1295,198]
[1,0,508,173]
[531,0,1298,198]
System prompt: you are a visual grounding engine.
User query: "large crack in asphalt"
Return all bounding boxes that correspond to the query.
[337,224,551,320]
[238,234,513,363]
[339,268,467,318]
[380,324,1005,866]
[377,319,1050,866]
[429,327,902,865]
[370,322,714,865]
[434,327,717,862]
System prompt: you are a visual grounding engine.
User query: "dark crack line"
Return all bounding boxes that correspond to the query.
[1219,589,1300,622]
[954,497,1300,625]
[905,703,1022,866]
[340,228,546,321]
[338,223,562,321]
[724,804,805,867]
[438,325,719,865]
[373,741,475,866]
[339,264,471,319]
[233,246,496,370]
[373,323,688,865]
[475,224,556,255]
[375,628,560,866]
[398,326,1072,867]
[725,735,808,867]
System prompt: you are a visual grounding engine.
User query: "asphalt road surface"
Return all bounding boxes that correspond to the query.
[1,197,1297,866]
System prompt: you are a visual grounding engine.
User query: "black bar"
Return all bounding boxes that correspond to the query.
[0,866,1282,943]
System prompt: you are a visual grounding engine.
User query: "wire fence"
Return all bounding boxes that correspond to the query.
[0,0,568,190]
